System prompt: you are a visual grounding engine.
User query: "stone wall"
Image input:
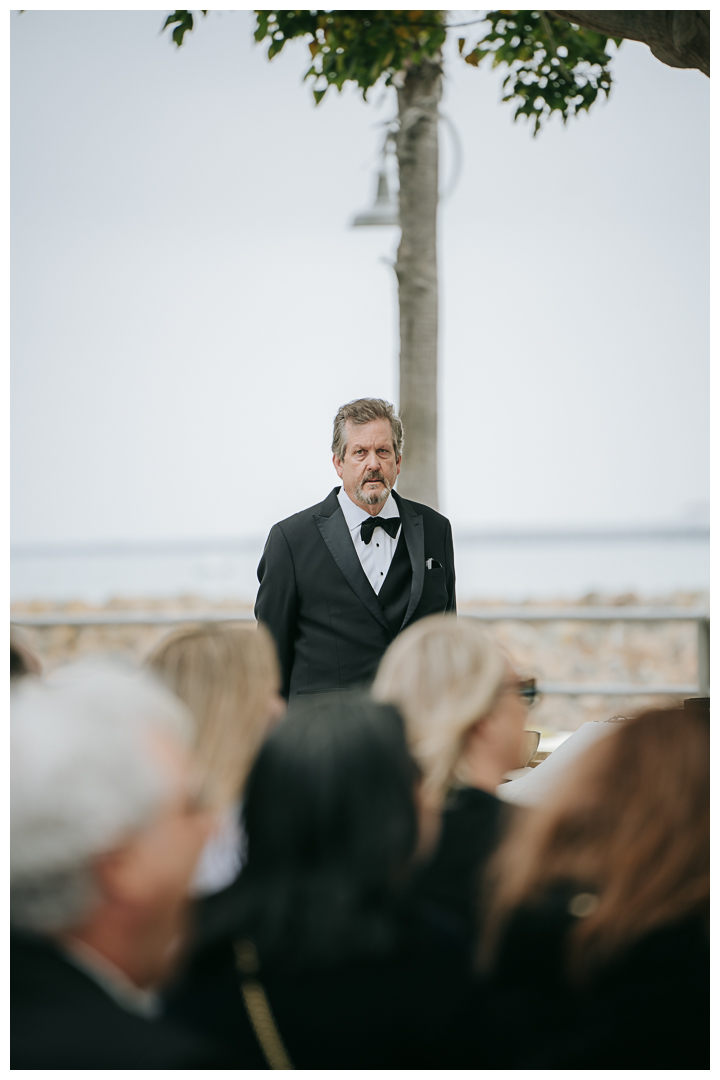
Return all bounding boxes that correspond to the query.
[11,591,705,734]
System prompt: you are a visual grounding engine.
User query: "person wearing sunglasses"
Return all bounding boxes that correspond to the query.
[373,614,532,946]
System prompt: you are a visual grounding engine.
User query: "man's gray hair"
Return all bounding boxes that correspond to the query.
[332,398,404,462]
[11,660,195,933]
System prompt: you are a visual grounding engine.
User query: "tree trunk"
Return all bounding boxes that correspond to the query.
[548,11,710,77]
[394,57,442,509]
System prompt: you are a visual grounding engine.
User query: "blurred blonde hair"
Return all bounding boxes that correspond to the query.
[373,615,507,805]
[480,706,709,982]
[147,622,280,811]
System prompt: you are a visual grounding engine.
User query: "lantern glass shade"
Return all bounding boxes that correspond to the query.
[351,168,399,227]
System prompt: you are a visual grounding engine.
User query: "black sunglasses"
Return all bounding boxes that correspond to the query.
[518,677,540,706]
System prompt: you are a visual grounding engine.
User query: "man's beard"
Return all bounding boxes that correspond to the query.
[354,471,391,507]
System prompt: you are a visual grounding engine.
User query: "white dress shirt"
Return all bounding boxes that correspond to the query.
[337,486,402,595]
[191,800,245,897]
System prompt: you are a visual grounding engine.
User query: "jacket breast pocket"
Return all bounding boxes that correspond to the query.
[421,566,448,606]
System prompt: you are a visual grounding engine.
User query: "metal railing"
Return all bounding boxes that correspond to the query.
[11,605,709,698]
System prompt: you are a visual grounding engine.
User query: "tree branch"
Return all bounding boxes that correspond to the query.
[548,11,710,76]
[540,12,578,87]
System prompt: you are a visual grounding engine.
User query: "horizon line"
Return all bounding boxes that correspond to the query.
[11,522,710,558]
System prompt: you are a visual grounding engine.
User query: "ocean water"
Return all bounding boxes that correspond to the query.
[10,532,709,604]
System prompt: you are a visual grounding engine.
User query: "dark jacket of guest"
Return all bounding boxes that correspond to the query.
[410,785,510,943]
[451,887,709,1070]
[11,928,227,1070]
[166,905,472,1069]
[255,487,456,699]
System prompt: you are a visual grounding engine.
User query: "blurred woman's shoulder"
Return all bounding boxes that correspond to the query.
[481,887,708,1069]
[410,786,521,944]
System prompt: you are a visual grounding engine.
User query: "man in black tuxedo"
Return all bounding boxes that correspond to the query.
[255,398,456,699]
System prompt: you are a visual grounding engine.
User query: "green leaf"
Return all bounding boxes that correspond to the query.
[162,10,195,48]
[253,10,447,102]
[463,10,618,133]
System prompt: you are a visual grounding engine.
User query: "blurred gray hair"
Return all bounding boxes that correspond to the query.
[11,660,195,933]
[332,398,404,462]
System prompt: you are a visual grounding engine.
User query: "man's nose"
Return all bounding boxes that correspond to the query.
[367,450,381,470]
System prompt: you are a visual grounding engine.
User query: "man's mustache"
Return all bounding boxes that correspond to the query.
[362,471,389,486]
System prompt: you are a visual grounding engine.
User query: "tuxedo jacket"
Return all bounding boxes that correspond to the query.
[255,486,456,699]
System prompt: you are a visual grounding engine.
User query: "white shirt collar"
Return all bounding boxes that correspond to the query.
[62,937,161,1019]
[337,485,398,531]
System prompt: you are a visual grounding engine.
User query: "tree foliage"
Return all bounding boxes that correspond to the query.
[254,10,446,104]
[163,9,621,133]
[162,9,207,47]
[460,11,620,134]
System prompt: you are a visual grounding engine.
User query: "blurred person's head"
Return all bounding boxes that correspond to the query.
[332,398,403,511]
[373,615,529,805]
[11,631,42,679]
[481,706,709,982]
[147,622,283,811]
[234,693,420,972]
[11,662,214,988]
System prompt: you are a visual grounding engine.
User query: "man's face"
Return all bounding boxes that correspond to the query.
[92,733,216,987]
[333,418,401,512]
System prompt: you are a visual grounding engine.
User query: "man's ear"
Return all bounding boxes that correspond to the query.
[395,453,401,476]
[332,454,344,479]
[91,844,148,908]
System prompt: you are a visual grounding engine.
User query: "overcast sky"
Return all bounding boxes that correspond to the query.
[11,10,709,546]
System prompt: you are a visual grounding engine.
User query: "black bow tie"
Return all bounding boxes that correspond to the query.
[360,516,401,545]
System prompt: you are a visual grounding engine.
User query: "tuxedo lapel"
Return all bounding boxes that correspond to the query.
[314,490,391,633]
[394,492,425,629]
